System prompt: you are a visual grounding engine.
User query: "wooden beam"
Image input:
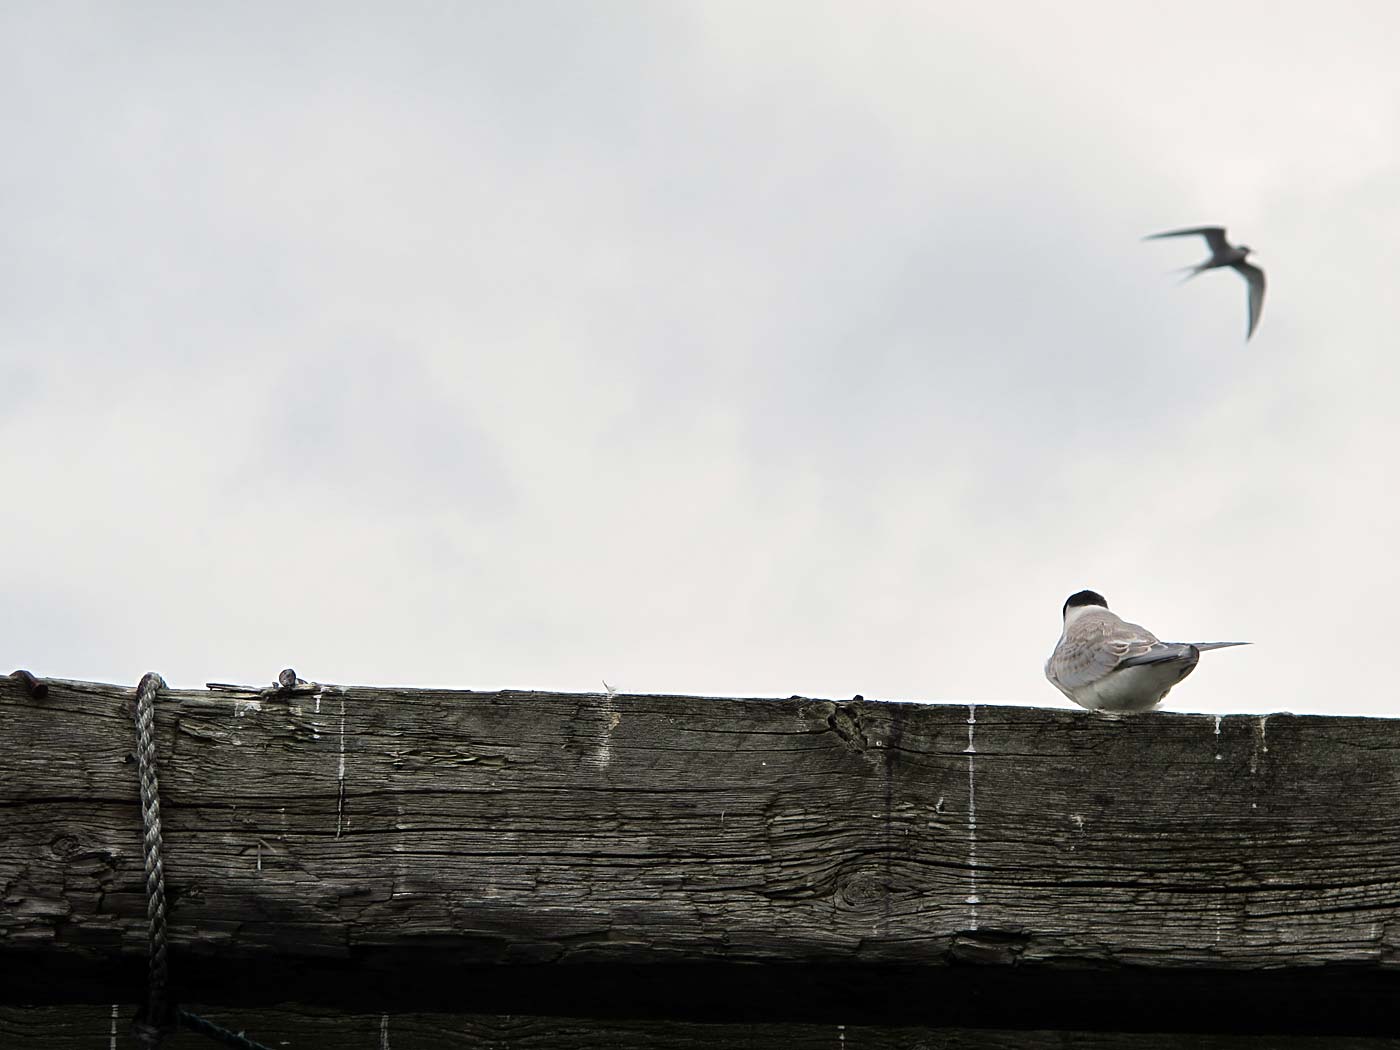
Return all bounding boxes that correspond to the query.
[5,675,1400,1035]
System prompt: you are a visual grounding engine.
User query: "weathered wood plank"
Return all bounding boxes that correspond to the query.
[5,1006,1400,1050]
[4,675,1400,1032]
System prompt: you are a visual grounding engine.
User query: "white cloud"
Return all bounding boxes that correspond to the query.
[2,2,1398,714]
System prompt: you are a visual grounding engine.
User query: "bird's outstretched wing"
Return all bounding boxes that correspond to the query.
[1144,226,1231,256]
[1232,260,1266,339]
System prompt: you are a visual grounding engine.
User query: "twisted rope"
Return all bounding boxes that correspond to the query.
[130,672,275,1050]
[133,671,170,1044]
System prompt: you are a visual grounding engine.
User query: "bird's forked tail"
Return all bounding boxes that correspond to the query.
[1174,261,1214,284]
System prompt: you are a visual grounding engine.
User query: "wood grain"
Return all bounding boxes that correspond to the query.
[4,675,1400,1034]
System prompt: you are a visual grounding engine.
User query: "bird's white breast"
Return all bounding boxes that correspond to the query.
[1076,662,1187,713]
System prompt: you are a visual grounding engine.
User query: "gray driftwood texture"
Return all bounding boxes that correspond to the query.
[4,674,1400,1042]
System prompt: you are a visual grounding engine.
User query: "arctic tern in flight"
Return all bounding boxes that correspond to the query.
[1144,226,1266,340]
[1045,590,1249,714]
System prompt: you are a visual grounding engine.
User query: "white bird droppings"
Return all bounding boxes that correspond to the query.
[965,704,980,928]
[594,695,621,770]
[336,694,347,839]
[1250,716,1270,774]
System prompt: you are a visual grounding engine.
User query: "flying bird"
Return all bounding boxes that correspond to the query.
[1045,590,1249,714]
[1144,226,1266,339]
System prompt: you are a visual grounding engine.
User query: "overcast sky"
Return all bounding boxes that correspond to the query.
[4,2,1398,715]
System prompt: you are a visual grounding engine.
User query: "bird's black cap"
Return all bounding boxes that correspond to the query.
[1063,589,1108,616]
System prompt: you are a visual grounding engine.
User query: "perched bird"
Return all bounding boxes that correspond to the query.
[1045,590,1249,714]
[1144,226,1267,339]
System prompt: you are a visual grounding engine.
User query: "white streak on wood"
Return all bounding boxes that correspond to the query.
[336,693,347,838]
[594,695,621,770]
[965,703,979,929]
[110,1004,118,1050]
[234,699,262,718]
[1250,716,1270,774]
[380,1013,390,1049]
[1214,715,1223,761]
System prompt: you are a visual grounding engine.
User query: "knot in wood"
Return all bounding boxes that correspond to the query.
[836,869,888,911]
[826,703,868,752]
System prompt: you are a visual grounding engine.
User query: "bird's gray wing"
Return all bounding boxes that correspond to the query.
[1144,226,1230,255]
[1119,640,1250,668]
[1047,617,1160,693]
[1117,642,1200,668]
[1232,261,1266,339]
